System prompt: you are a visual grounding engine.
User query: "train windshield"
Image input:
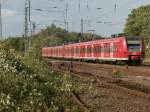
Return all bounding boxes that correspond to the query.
[127,40,141,52]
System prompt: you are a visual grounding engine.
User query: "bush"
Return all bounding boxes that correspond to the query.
[0,49,77,111]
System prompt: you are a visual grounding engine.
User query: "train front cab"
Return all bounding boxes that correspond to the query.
[126,36,144,65]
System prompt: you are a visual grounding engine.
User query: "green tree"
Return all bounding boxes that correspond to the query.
[5,37,25,52]
[124,5,150,44]
[124,5,150,57]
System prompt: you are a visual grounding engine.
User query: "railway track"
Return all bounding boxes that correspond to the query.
[71,70,150,99]
[51,60,150,96]
[72,92,90,112]
[54,68,91,112]
[50,59,150,111]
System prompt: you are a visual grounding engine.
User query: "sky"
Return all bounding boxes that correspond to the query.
[1,0,150,38]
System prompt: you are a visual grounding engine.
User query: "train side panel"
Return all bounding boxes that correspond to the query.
[42,36,144,64]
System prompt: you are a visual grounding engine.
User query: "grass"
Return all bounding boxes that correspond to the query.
[112,69,125,78]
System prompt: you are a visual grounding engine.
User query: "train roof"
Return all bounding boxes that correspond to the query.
[126,36,142,40]
[43,35,142,49]
[64,36,125,47]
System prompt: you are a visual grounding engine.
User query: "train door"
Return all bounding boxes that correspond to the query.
[80,46,83,58]
[110,43,114,59]
[78,46,80,58]
[55,48,57,57]
[83,45,86,58]
[44,48,47,57]
[73,46,76,58]
[103,44,107,58]
[71,46,74,58]
[62,46,65,57]
[68,47,70,58]
[47,48,49,57]
[112,44,118,59]
[68,47,71,58]
[66,47,68,58]
[75,46,80,59]
[101,44,104,59]
[93,44,97,58]
[87,45,92,58]
[79,45,82,58]
[93,44,100,59]
[91,44,94,59]
[70,47,73,58]
[56,48,58,57]
[105,44,110,59]
[53,48,55,57]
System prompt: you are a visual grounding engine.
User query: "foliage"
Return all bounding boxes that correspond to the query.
[124,5,150,43]
[0,24,101,111]
[124,5,150,57]
[112,69,125,78]
[4,25,102,53]
[5,37,25,52]
[0,49,79,111]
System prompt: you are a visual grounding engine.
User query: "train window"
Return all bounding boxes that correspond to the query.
[56,48,58,55]
[106,45,108,53]
[94,47,96,53]
[67,48,68,54]
[78,47,80,54]
[50,49,52,55]
[110,46,113,53]
[107,45,110,53]
[87,47,92,54]
[52,49,54,55]
[76,47,78,54]
[58,49,59,55]
[127,40,141,52]
[76,47,80,54]
[71,48,74,54]
[55,48,56,55]
[104,44,110,53]
[68,48,70,54]
[104,45,106,53]
[68,48,71,54]
[66,48,68,54]
[73,48,74,54]
[75,47,77,54]
[53,49,54,55]
[83,47,85,53]
[68,48,69,54]
[80,47,82,53]
[82,47,85,53]
[112,45,117,53]
[53,49,55,55]
[128,44,140,52]
[96,47,98,53]
[48,49,50,55]
[80,48,82,53]
[101,46,104,53]
[94,46,101,53]
[99,46,101,53]
[70,48,72,54]
[87,47,89,54]
[55,49,57,55]
[80,47,85,53]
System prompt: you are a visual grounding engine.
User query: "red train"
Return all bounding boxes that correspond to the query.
[42,35,145,65]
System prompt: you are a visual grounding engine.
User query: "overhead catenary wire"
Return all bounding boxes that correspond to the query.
[98,0,150,18]
[93,0,150,36]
